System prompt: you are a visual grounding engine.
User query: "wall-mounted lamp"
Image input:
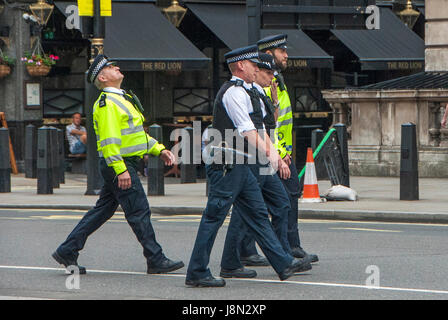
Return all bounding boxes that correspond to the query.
[29,0,54,26]
[163,0,187,28]
[397,0,420,29]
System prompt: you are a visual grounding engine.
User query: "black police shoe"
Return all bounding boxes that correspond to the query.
[52,250,87,275]
[220,267,257,278]
[240,254,270,267]
[147,257,184,274]
[291,247,319,263]
[185,276,226,288]
[278,258,312,281]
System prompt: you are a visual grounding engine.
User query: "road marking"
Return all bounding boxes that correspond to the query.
[0,296,57,300]
[300,219,448,227]
[329,227,402,233]
[1,265,448,296]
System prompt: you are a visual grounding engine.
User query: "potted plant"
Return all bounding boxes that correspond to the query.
[0,51,15,78]
[21,52,59,76]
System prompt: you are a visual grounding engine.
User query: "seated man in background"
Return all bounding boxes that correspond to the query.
[66,112,87,154]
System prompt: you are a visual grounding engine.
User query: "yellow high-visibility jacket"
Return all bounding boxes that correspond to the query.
[265,79,293,158]
[93,91,165,175]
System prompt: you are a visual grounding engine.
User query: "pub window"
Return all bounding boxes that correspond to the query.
[294,87,320,112]
[173,88,213,116]
[43,89,84,117]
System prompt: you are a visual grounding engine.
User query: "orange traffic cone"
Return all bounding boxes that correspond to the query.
[299,147,325,203]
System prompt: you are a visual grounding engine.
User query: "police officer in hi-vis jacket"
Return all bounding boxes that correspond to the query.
[52,55,184,275]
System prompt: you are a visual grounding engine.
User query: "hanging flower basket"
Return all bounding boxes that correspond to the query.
[0,65,11,78]
[21,38,59,77]
[26,64,51,77]
[0,49,15,78]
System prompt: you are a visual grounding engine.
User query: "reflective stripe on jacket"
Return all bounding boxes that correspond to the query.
[265,80,293,158]
[93,92,165,175]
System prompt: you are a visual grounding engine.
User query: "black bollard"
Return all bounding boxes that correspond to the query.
[0,128,11,192]
[400,123,419,200]
[311,128,326,180]
[311,129,324,151]
[37,126,53,194]
[57,128,65,184]
[25,124,37,178]
[180,127,196,183]
[49,127,60,189]
[147,124,165,196]
[333,123,350,187]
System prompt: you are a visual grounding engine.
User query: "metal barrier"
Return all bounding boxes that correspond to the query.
[298,124,350,194]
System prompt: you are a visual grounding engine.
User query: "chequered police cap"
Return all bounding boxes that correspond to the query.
[257,34,288,51]
[87,54,115,84]
[257,53,276,71]
[224,45,261,65]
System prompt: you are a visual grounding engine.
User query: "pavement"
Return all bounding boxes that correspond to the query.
[1,172,448,224]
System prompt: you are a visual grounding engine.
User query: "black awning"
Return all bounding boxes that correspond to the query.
[186,3,333,69]
[261,29,333,69]
[359,72,448,90]
[56,1,210,71]
[105,2,209,71]
[331,8,424,71]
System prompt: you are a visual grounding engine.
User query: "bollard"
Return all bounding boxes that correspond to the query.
[57,128,65,184]
[37,126,53,194]
[311,129,324,151]
[49,127,60,189]
[0,128,11,192]
[25,124,37,178]
[180,127,196,183]
[400,123,419,200]
[333,123,350,187]
[147,124,165,196]
[311,129,326,180]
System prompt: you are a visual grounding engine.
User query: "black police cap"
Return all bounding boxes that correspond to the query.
[257,34,288,51]
[224,45,261,65]
[257,53,276,71]
[87,54,115,84]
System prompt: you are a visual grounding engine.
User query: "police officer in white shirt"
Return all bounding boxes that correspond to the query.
[220,53,297,278]
[185,45,311,288]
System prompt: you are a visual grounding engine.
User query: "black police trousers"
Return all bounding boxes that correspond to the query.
[237,160,302,258]
[56,157,165,265]
[186,164,293,281]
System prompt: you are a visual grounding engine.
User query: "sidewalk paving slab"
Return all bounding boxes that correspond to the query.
[1,173,448,224]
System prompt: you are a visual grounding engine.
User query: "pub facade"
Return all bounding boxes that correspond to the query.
[0,0,425,171]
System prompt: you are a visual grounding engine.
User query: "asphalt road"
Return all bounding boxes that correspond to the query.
[1,208,448,302]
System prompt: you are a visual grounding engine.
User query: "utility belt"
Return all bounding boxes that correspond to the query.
[209,163,235,171]
[100,156,142,169]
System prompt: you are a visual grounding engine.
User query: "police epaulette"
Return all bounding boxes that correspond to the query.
[99,94,107,107]
[231,79,244,87]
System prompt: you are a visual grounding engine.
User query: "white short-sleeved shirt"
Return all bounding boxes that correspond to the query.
[222,76,265,134]
[253,82,268,118]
